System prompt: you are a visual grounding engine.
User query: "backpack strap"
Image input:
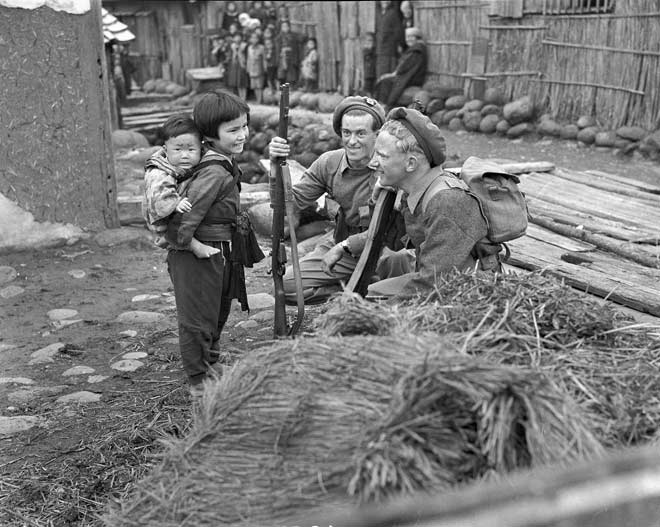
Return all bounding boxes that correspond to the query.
[420,172,469,214]
[180,158,242,197]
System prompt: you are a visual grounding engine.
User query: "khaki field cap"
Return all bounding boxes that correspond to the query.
[386,107,446,167]
[332,96,386,136]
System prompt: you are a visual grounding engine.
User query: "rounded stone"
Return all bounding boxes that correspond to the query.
[47,309,79,321]
[479,114,500,134]
[0,266,17,285]
[1,285,24,299]
[87,375,109,384]
[246,293,275,310]
[0,415,41,436]
[122,351,148,360]
[29,342,66,364]
[62,366,96,377]
[111,359,144,372]
[68,270,86,279]
[131,294,162,303]
[0,377,35,385]
[235,319,259,330]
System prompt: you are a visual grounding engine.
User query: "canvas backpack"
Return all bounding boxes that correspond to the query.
[421,156,529,267]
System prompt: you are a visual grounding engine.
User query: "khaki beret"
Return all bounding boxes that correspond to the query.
[386,107,446,167]
[332,96,386,136]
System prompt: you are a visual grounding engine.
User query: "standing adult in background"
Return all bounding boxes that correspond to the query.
[375,0,405,79]
[374,27,428,109]
[221,1,239,33]
[249,0,268,26]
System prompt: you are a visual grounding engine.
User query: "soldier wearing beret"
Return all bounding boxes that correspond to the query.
[322,107,489,299]
[268,96,409,305]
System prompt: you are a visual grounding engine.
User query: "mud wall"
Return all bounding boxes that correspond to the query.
[0,0,119,232]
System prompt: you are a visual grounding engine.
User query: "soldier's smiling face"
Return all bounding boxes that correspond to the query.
[340,113,378,168]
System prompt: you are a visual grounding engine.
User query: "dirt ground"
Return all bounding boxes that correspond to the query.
[1,123,659,526]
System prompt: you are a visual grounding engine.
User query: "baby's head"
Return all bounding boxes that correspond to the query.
[160,114,202,171]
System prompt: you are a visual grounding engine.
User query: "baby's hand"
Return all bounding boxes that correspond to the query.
[176,197,192,213]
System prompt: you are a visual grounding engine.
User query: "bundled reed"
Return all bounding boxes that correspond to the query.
[317,270,620,346]
[317,270,660,446]
[103,333,600,526]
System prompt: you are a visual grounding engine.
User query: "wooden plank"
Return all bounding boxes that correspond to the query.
[581,169,660,194]
[527,197,659,243]
[525,223,595,252]
[551,168,660,202]
[518,172,660,233]
[445,160,555,175]
[507,235,660,316]
[530,215,660,268]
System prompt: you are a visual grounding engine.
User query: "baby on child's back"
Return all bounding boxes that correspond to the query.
[142,114,221,259]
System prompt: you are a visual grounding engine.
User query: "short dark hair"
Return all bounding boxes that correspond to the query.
[344,109,381,132]
[193,91,250,139]
[160,113,201,142]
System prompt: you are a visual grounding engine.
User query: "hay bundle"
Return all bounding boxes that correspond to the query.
[348,358,602,503]
[317,270,620,347]
[104,334,601,526]
[316,271,660,446]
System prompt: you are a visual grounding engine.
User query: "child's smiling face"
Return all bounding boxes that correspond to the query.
[206,114,249,156]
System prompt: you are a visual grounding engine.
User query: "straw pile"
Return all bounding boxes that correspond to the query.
[103,333,601,527]
[316,270,660,446]
[317,270,620,347]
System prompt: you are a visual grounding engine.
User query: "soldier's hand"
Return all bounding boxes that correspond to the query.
[321,244,344,276]
[268,136,290,160]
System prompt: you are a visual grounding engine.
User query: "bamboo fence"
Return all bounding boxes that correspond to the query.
[416,0,660,129]
[415,1,490,86]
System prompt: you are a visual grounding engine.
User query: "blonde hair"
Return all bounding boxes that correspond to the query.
[380,120,426,158]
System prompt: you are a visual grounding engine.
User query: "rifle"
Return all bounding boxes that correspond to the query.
[345,186,398,297]
[270,83,305,337]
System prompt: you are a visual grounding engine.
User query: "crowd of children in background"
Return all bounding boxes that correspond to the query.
[210,1,318,103]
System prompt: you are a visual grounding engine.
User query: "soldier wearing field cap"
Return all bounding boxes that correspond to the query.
[269,95,409,305]
[322,107,489,299]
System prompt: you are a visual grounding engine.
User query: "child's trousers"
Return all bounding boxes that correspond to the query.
[167,242,232,383]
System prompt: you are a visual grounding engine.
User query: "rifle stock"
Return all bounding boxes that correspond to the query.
[346,188,397,297]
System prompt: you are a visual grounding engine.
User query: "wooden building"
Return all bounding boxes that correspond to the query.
[288,0,660,130]
[101,1,264,87]
[103,0,660,130]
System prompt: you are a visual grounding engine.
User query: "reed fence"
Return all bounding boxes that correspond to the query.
[282,0,660,129]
